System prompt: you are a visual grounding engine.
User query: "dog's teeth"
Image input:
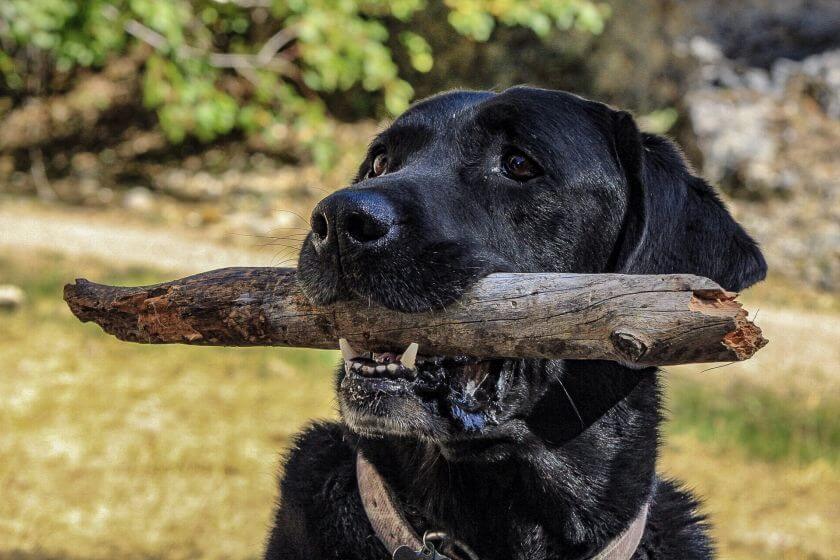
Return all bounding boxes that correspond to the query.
[352,362,363,371]
[375,365,387,374]
[339,338,362,362]
[386,363,399,374]
[401,343,419,370]
[362,365,375,375]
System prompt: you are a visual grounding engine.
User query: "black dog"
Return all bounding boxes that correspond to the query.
[265,87,766,559]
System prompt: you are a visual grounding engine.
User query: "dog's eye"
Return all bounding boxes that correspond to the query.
[369,153,388,178]
[502,150,541,181]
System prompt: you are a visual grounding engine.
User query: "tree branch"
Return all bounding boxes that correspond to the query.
[63,268,768,367]
[107,7,297,73]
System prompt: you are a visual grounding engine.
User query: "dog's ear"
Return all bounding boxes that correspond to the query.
[607,111,767,292]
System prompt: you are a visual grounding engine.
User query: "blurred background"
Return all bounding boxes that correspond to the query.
[0,1,837,558]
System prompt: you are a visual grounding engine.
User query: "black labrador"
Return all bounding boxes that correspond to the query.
[264,87,766,559]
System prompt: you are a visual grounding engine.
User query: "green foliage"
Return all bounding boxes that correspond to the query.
[0,0,608,163]
[638,107,679,134]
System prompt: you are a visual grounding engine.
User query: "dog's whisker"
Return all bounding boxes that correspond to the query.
[557,378,584,431]
[696,361,738,374]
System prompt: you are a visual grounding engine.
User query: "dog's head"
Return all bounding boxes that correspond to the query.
[297,87,766,454]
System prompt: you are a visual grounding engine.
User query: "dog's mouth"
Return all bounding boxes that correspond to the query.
[338,338,514,436]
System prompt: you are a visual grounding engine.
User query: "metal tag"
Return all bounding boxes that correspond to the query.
[392,543,451,560]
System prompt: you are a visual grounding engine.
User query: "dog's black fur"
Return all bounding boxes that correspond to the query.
[264,88,766,559]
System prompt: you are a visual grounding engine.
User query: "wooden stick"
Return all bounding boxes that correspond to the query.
[63,268,767,366]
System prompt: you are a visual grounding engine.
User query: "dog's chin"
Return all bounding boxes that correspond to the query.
[339,353,517,443]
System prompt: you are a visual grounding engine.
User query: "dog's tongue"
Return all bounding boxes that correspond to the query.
[446,361,493,431]
[372,351,399,364]
[449,403,487,431]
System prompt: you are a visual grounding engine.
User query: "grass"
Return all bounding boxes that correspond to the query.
[1,250,837,559]
[666,378,839,464]
[1,251,338,560]
[741,274,840,314]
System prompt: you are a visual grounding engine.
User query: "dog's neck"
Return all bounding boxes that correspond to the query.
[357,361,659,559]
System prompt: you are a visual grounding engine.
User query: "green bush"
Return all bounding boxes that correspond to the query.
[0,0,607,165]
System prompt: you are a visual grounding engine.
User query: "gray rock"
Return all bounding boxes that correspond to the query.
[0,285,25,311]
[123,186,154,212]
[685,36,840,291]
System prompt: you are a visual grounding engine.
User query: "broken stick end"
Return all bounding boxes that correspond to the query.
[723,308,769,361]
[688,289,768,362]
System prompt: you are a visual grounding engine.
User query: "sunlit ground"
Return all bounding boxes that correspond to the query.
[1,250,837,560]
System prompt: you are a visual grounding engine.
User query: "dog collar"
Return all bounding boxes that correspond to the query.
[356,450,649,560]
[591,501,649,560]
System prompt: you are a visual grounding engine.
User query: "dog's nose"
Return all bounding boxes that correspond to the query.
[310,189,397,251]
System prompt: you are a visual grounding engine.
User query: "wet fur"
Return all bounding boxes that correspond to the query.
[266,87,766,559]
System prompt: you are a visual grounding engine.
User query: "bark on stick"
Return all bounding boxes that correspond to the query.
[63,268,767,366]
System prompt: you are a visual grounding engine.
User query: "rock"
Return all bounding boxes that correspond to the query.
[689,0,840,69]
[686,42,840,200]
[0,285,25,311]
[685,37,840,291]
[689,36,723,64]
[687,90,778,197]
[794,50,840,118]
[123,186,155,213]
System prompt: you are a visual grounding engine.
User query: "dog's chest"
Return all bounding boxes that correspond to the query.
[398,496,551,560]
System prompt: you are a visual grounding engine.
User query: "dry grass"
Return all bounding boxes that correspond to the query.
[656,285,840,559]
[1,250,837,559]
[662,436,838,560]
[1,251,337,560]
